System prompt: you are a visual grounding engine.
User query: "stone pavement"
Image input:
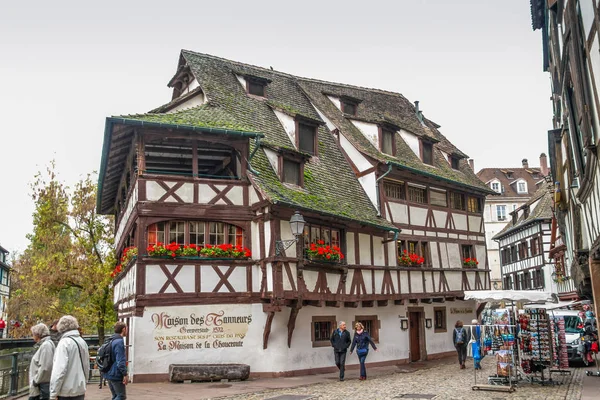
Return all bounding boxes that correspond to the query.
[72,356,590,400]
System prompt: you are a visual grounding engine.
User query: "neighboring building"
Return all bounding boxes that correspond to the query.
[0,245,10,338]
[493,179,560,294]
[98,50,493,381]
[531,0,600,313]
[477,155,549,288]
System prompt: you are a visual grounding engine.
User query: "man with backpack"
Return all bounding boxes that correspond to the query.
[102,322,128,400]
[452,320,471,369]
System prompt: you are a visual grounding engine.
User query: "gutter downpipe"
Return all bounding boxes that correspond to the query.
[247,136,261,176]
[375,162,393,217]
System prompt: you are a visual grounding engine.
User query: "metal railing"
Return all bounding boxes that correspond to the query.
[0,351,34,398]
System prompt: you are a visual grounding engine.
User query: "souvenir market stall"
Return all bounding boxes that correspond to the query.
[463,290,556,392]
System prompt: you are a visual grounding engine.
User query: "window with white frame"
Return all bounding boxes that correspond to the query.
[496,205,507,221]
[517,181,527,193]
[491,182,500,192]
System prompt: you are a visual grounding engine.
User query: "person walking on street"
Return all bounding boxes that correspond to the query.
[49,315,90,400]
[469,318,483,370]
[29,323,55,400]
[330,321,351,381]
[104,322,128,400]
[349,322,378,380]
[453,320,470,369]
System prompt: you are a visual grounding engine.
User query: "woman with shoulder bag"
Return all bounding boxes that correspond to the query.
[349,322,378,380]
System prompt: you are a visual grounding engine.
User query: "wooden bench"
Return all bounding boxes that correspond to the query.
[168,364,250,382]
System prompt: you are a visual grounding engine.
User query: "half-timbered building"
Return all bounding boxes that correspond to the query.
[531,0,600,312]
[0,244,10,338]
[493,179,564,295]
[477,156,549,289]
[98,50,494,381]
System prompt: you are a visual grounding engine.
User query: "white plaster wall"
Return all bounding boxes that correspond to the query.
[235,74,246,89]
[430,244,440,268]
[250,187,261,205]
[468,215,482,233]
[251,222,260,261]
[130,300,476,376]
[264,148,279,175]
[448,244,462,268]
[410,206,428,226]
[327,95,342,111]
[358,172,378,208]
[264,222,272,257]
[350,120,379,148]
[358,233,371,265]
[399,129,420,157]
[283,263,296,291]
[115,180,138,247]
[387,241,397,267]
[581,0,595,36]
[312,104,337,131]
[373,237,385,266]
[176,183,194,202]
[432,210,447,228]
[114,263,137,305]
[146,181,165,201]
[145,264,195,294]
[279,220,295,258]
[346,232,356,265]
[166,93,205,114]
[227,186,244,205]
[388,202,409,224]
[273,110,297,146]
[453,213,468,231]
[339,134,373,172]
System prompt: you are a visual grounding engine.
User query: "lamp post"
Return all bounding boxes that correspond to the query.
[275,211,306,257]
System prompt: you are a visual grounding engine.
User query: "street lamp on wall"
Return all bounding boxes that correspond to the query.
[275,211,306,257]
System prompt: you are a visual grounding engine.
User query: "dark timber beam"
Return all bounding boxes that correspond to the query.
[287,303,302,348]
[263,311,275,350]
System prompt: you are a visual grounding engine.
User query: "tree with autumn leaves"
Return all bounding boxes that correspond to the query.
[8,163,116,340]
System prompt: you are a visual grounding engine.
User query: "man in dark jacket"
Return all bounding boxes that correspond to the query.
[104,322,128,400]
[330,321,351,381]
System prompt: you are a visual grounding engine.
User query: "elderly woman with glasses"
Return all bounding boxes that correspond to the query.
[29,323,55,400]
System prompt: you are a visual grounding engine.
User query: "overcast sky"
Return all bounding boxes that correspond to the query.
[0,0,552,254]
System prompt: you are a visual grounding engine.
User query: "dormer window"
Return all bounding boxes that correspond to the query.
[491,182,500,192]
[341,100,357,116]
[247,79,267,97]
[421,141,433,165]
[380,127,396,155]
[517,181,527,193]
[450,156,460,170]
[296,120,318,155]
[282,158,302,186]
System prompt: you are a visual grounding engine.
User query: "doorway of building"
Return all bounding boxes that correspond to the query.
[409,311,422,362]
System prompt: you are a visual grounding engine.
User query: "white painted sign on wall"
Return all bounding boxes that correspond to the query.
[149,305,253,352]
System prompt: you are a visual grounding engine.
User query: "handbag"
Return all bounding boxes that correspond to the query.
[357,347,368,356]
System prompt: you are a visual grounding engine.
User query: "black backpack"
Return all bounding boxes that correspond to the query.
[96,337,114,373]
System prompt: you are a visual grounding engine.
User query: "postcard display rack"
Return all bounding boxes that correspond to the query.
[518,308,565,384]
[480,324,517,388]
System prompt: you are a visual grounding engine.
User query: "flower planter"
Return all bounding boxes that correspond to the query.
[305,256,341,264]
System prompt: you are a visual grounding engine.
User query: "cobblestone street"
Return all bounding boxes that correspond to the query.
[218,357,584,400]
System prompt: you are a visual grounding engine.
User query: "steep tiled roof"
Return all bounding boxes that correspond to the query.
[99,50,495,227]
[493,180,554,240]
[477,167,545,198]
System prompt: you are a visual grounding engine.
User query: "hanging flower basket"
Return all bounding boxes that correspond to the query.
[146,242,252,259]
[463,258,479,268]
[305,241,344,263]
[398,250,424,267]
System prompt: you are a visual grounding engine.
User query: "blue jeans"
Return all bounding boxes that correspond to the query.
[108,379,127,400]
[358,351,368,377]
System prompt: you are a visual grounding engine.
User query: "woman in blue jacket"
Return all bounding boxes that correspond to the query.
[349,322,378,380]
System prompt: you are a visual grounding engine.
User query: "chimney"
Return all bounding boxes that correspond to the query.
[540,153,548,176]
[414,101,424,123]
[522,158,529,168]
[468,159,474,171]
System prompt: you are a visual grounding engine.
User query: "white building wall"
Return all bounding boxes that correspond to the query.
[130,300,476,378]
